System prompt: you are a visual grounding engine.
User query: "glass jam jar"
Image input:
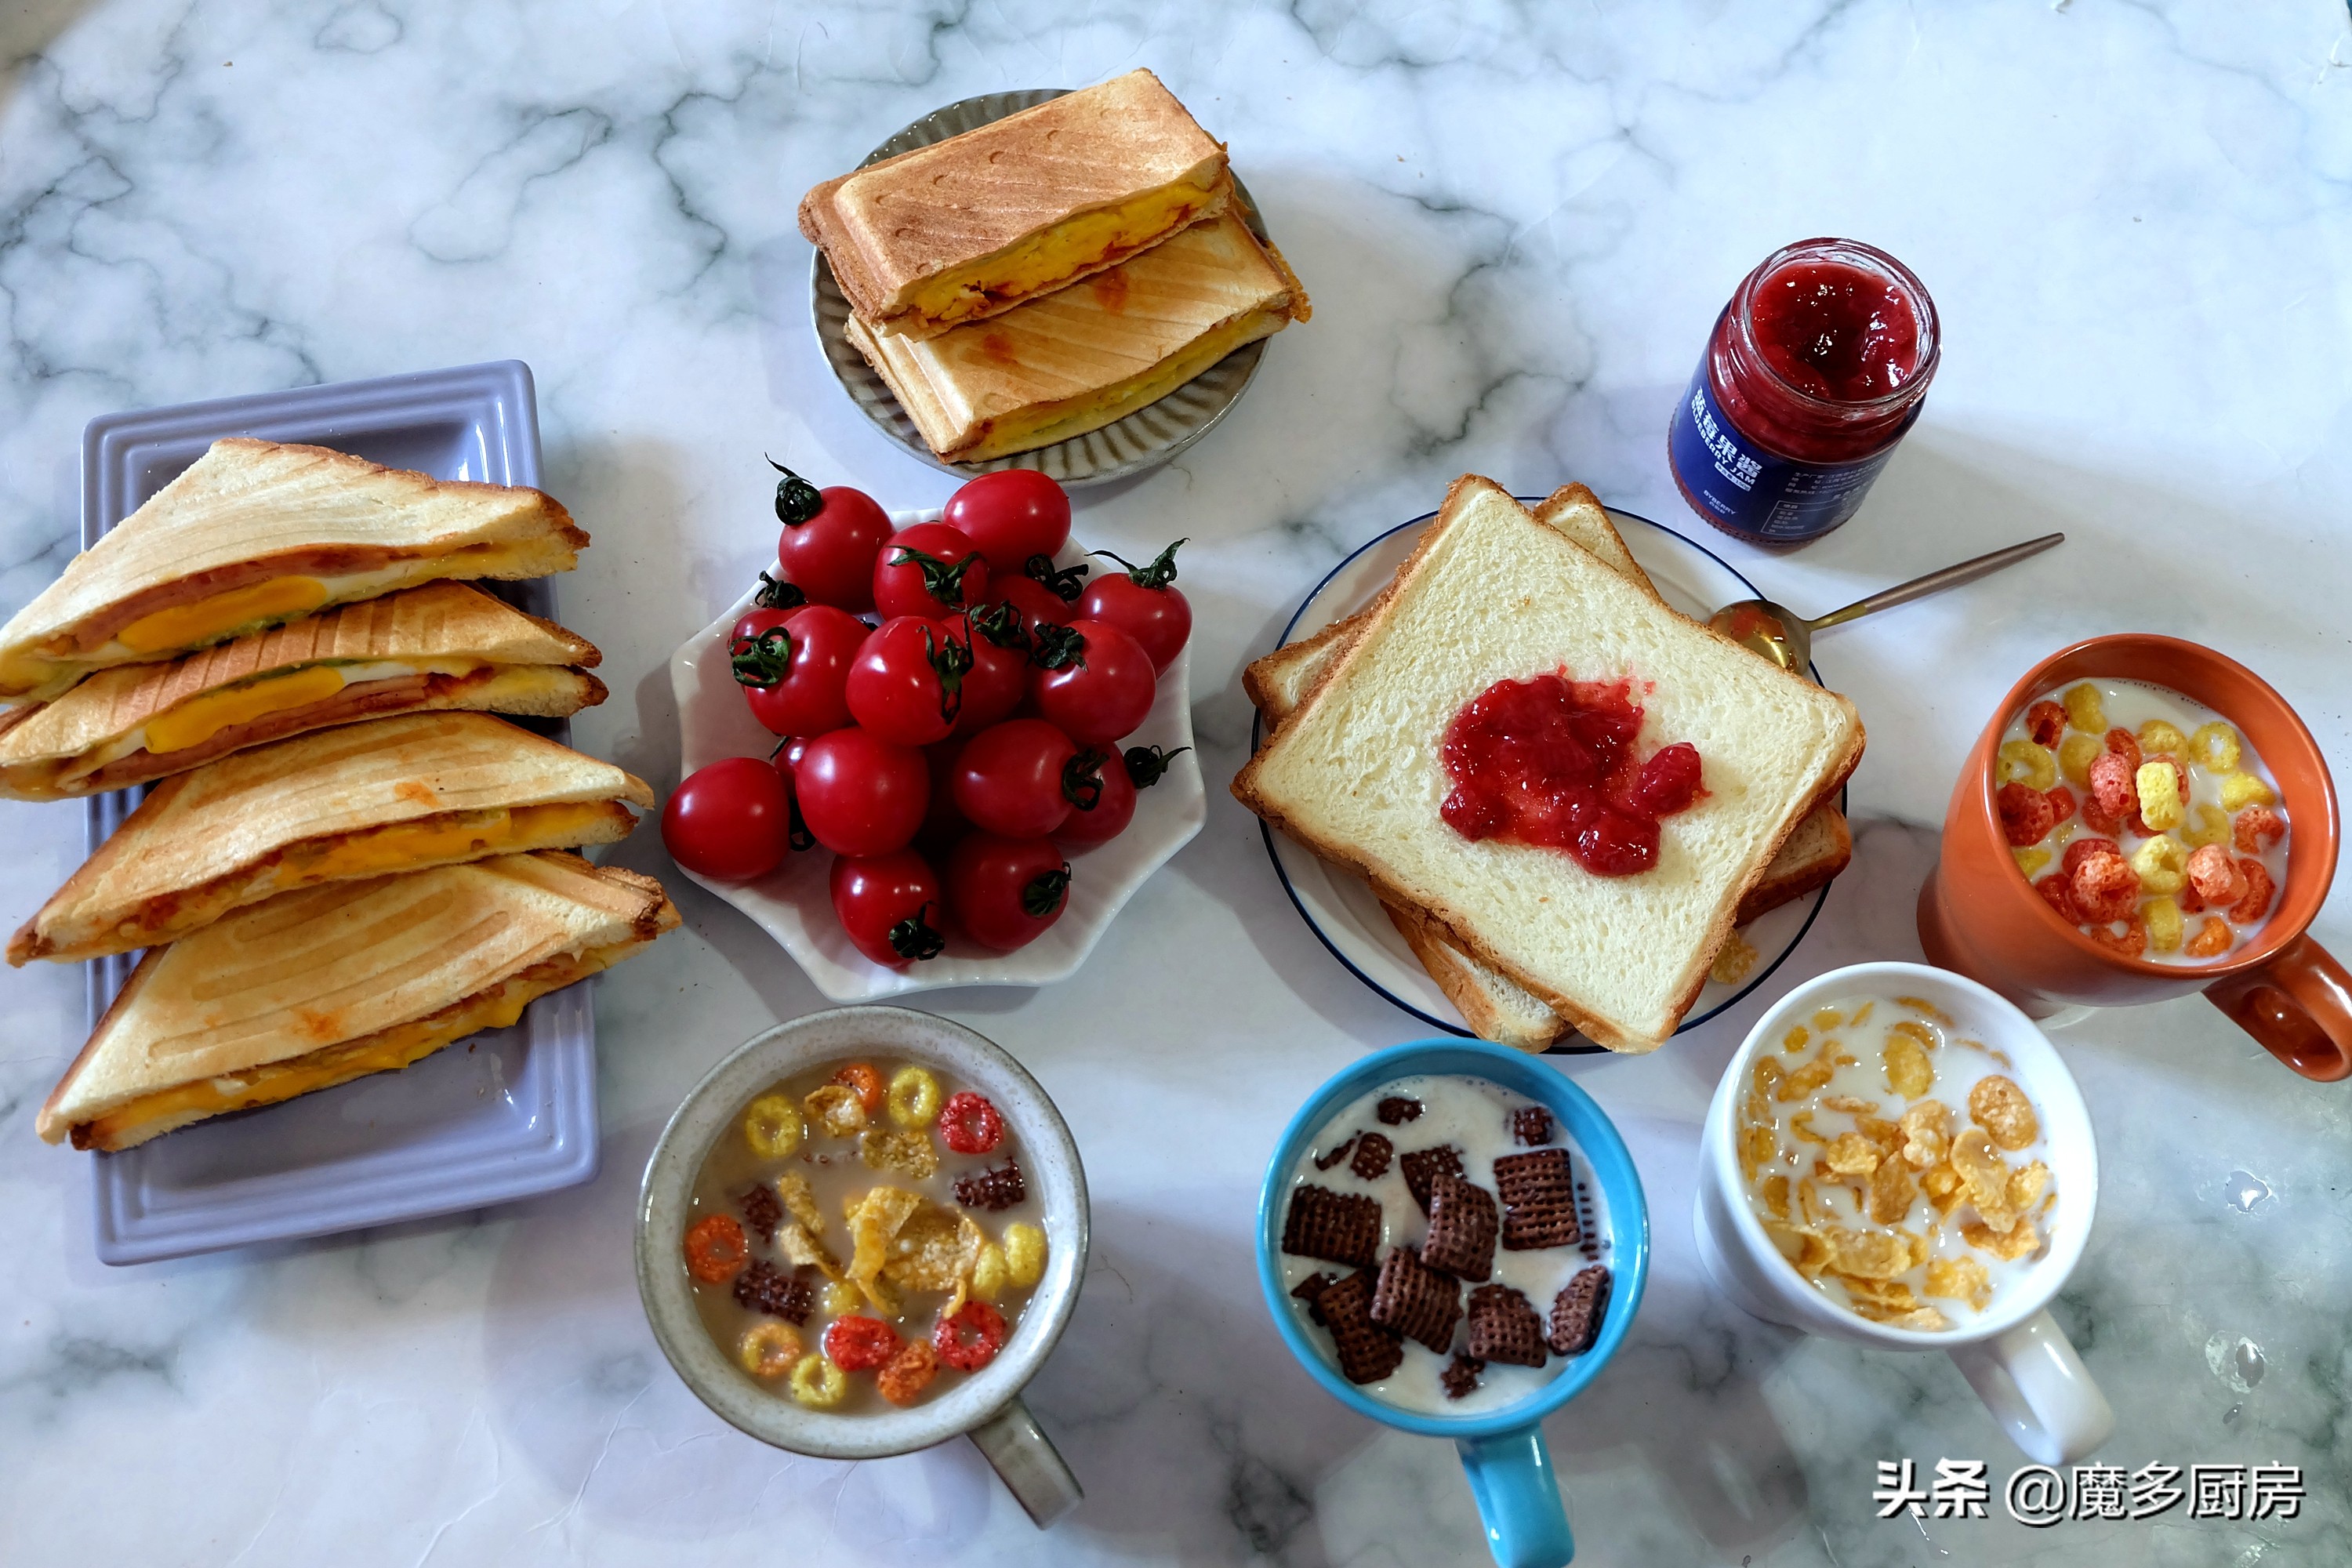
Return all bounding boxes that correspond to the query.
[1667,238,1939,546]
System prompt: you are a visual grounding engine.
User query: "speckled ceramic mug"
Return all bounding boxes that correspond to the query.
[636,1006,1088,1525]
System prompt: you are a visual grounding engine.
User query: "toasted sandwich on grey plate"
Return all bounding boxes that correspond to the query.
[37,851,677,1152]
[0,582,603,799]
[1233,476,1864,1054]
[1244,484,1852,1050]
[0,437,586,702]
[846,210,1309,462]
[803,68,1231,341]
[9,713,655,964]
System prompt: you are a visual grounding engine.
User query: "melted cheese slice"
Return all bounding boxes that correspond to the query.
[143,665,350,753]
[278,801,624,882]
[74,942,635,1151]
[898,183,1217,332]
[117,576,329,654]
[960,306,1283,459]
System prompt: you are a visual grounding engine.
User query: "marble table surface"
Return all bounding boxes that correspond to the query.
[3,2,2349,1564]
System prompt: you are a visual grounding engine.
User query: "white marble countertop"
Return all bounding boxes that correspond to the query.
[3,2,2350,1563]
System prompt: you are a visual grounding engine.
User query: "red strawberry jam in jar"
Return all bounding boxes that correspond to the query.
[1668,238,1940,546]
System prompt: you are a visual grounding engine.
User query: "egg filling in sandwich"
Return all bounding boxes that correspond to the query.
[10,713,654,964]
[37,851,678,1152]
[0,437,586,702]
[0,582,604,798]
[847,210,1309,461]
[802,69,1231,340]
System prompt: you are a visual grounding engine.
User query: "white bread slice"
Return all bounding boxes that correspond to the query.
[1233,475,1865,1051]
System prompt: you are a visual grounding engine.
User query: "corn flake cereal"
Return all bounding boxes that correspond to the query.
[1899,1101,1951,1169]
[1926,1255,1994,1312]
[1968,1075,2040,1151]
[1883,1033,1934,1100]
[1962,1215,2043,1261]
[805,1084,869,1138]
[1825,1133,1883,1176]
[859,1128,940,1180]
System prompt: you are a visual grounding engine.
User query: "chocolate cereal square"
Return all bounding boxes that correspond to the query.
[1318,1270,1405,1385]
[1441,1353,1485,1400]
[1399,1145,1465,1214]
[1290,1271,1338,1327]
[1350,1131,1394,1181]
[1369,1247,1463,1354]
[1465,1283,1548,1368]
[1494,1147,1581,1251]
[1548,1265,1613,1356]
[733,1260,815,1323]
[1421,1175,1498,1283]
[1282,1183,1381,1269]
[1511,1105,1555,1146]
[1377,1096,1423,1125]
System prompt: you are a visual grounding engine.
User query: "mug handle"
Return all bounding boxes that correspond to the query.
[1457,1426,1576,1568]
[1944,1308,2114,1465]
[2205,934,2352,1083]
[967,1396,1083,1528]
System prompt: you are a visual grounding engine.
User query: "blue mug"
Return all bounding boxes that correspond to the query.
[1254,1040,1650,1568]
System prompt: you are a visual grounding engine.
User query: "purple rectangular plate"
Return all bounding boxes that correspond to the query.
[78,361,599,1265]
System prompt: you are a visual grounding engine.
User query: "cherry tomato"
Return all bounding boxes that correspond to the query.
[844,615,972,747]
[1077,540,1190,673]
[795,727,929,857]
[997,572,1080,642]
[946,833,1070,952]
[662,757,792,880]
[829,849,947,968]
[873,521,989,620]
[1055,746,1134,845]
[917,739,971,851]
[734,603,866,737]
[1029,619,1156,746]
[952,719,1079,838]
[952,603,1031,735]
[771,735,812,793]
[770,462,894,612]
[942,470,1071,572]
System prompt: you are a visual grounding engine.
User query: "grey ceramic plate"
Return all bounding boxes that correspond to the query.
[77,361,600,1264]
[809,88,1278,488]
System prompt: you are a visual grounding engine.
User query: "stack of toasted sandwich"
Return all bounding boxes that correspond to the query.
[802,68,1309,462]
[0,437,677,1151]
[1236,478,1864,1053]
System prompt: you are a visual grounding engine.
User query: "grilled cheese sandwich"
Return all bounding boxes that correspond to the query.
[801,69,1231,341]
[848,211,1308,461]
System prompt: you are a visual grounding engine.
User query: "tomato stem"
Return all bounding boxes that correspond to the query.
[730,626,793,687]
[753,571,806,610]
[888,902,946,961]
[964,600,1029,652]
[1097,538,1186,589]
[1062,749,1109,811]
[1029,622,1087,671]
[766,457,822,526]
[1021,864,1072,919]
[1024,554,1091,603]
[1123,744,1191,788]
[923,625,975,724]
[889,545,978,608]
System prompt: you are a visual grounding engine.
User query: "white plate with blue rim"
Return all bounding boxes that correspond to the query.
[1255,503,1840,1054]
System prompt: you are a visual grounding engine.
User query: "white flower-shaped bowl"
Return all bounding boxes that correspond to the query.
[667,509,1205,1001]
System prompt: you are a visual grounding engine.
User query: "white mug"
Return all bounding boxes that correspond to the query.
[1693,961,2114,1465]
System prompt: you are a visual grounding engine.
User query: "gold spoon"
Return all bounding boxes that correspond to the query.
[1708,534,2066,673]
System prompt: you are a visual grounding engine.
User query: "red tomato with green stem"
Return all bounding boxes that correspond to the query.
[942,470,1071,572]
[795,727,929,857]
[873,522,989,620]
[1029,619,1156,746]
[1077,539,1191,673]
[662,757,793,880]
[829,849,947,967]
[947,833,1071,951]
[1054,745,1134,845]
[950,718,1079,838]
[733,602,866,737]
[950,602,1032,735]
[844,615,973,747]
[769,461,893,612]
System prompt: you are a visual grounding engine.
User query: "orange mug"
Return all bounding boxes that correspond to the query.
[1918,634,2351,1082]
